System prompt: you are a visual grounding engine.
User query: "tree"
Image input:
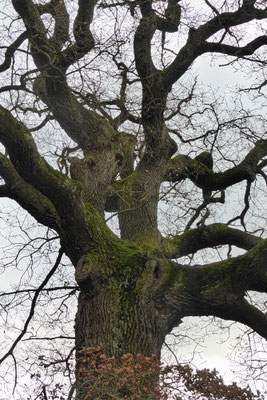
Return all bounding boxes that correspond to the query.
[0,0,266,398]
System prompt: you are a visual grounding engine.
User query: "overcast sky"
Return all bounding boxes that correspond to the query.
[0,1,266,398]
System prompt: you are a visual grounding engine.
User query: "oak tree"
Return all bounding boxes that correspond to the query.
[0,0,266,398]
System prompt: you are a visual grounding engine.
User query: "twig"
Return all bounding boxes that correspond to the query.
[0,247,64,366]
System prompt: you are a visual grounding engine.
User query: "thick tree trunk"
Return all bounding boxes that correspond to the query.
[74,250,174,400]
[75,290,164,359]
[72,227,267,399]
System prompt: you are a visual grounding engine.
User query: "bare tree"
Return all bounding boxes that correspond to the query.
[0,0,266,398]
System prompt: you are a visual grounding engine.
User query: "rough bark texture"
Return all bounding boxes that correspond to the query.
[1,1,267,399]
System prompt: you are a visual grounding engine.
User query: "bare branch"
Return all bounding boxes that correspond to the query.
[0,32,28,72]
[227,180,252,230]
[0,247,64,366]
[0,106,82,210]
[162,223,262,259]
[0,153,60,230]
[37,0,69,50]
[202,36,267,58]
[165,139,267,191]
[163,239,267,338]
[164,4,267,88]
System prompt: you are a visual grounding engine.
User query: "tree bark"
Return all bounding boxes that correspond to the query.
[74,247,172,399]
[1,2,267,399]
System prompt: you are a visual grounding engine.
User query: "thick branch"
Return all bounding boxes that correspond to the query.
[164,4,267,88]
[61,0,96,68]
[0,184,11,197]
[38,0,69,51]
[227,299,267,339]
[12,0,53,68]
[202,35,267,57]
[155,0,181,33]
[12,0,92,69]
[196,3,267,42]
[0,32,28,72]
[158,239,267,339]
[133,12,174,158]
[12,0,109,152]
[33,73,117,151]
[0,107,121,263]
[134,14,158,80]
[0,106,83,218]
[165,139,267,191]
[133,0,181,82]
[162,223,262,259]
[0,153,60,231]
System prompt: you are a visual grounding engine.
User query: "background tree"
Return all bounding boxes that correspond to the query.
[0,0,266,398]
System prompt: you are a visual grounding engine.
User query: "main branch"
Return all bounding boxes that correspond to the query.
[162,223,262,259]
[158,239,267,339]
[165,139,267,191]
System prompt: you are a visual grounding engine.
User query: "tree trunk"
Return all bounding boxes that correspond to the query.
[74,249,174,399]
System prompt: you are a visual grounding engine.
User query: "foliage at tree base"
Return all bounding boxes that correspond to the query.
[74,347,264,400]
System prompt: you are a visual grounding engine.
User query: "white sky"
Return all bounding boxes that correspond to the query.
[0,1,266,398]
